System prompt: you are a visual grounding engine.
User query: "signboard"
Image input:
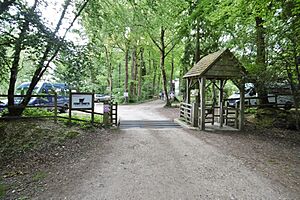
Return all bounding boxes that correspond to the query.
[71,94,93,109]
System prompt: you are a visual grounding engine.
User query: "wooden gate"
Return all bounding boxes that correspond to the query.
[110,102,118,127]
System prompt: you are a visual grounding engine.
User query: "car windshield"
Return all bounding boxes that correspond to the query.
[16,85,39,95]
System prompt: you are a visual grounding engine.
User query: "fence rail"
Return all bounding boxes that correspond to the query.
[180,102,192,124]
[0,94,114,126]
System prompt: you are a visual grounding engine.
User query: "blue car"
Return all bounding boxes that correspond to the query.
[0,82,69,113]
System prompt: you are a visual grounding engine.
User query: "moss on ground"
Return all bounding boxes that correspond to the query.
[0,178,7,198]
[32,171,47,182]
[0,119,87,163]
[254,108,299,130]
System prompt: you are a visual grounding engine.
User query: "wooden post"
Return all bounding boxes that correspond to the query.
[195,80,200,105]
[200,77,206,130]
[212,80,216,125]
[103,103,109,127]
[68,92,72,124]
[54,92,57,123]
[91,92,95,125]
[225,106,228,125]
[191,103,198,127]
[219,80,224,128]
[239,81,245,130]
[235,104,239,129]
[186,79,190,103]
[115,102,118,126]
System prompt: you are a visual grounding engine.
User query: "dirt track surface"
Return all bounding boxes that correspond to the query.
[34,100,299,199]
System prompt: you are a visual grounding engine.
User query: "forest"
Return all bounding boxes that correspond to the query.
[0,0,299,115]
[1,1,300,198]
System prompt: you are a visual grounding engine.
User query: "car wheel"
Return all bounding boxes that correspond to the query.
[59,104,69,113]
[284,102,292,110]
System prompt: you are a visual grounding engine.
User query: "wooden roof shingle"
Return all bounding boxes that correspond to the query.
[183,49,246,79]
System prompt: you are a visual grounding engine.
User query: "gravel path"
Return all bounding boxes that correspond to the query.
[36,100,299,199]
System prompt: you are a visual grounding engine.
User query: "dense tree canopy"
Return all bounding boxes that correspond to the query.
[0,0,299,115]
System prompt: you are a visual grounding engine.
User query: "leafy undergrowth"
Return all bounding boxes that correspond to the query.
[0,119,100,163]
[249,108,300,130]
[0,108,105,164]
[0,118,109,199]
[0,181,6,198]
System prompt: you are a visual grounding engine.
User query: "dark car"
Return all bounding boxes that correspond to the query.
[0,82,69,113]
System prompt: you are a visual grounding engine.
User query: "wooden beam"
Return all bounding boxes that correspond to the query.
[186,79,191,103]
[219,80,224,128]
[195,79,200,105]
[239,81,245,130]
[191,103,198,127]
[200,77,206,130]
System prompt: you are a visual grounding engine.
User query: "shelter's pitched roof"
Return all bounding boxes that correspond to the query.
[183,49,246,79]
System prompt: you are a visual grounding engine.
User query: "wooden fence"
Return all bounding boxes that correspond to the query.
[0,94,61,122]
[110,102,118,127]
[0,94,118,127]
[180,102,241,129]
[180,102,192,124]
[200,105,240,129]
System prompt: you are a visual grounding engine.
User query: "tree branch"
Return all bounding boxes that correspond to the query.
[165,41,177,57]
[42,0,90,76]
[149,33,162,51]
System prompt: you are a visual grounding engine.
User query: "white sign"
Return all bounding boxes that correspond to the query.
[71,94,93,109]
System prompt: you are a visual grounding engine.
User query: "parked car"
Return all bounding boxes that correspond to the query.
[94,94,110,102]
[52,83,69,112]
[0,82,69,113]
[227,83,294,110]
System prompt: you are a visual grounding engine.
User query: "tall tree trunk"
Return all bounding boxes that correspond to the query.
[7,0,38,116]
[194,19,201,63]
[255,16,269,105]
[169,40,175,93]
[152,60,157,96]
[292,44,299,130]
[124,47,129,103]
[134,48,138,96]
[118,63,121,89]
[138,48,144,97]
[109,63,113,95]
[130,48,136,99]
[157,66,161,94]
[159,27,171,106]
[17,0,73,116]
[125,48,129,92]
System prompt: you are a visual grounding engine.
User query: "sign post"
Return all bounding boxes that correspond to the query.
[91,92,94,124]
[69,92,93,124]
[103,103,110,127]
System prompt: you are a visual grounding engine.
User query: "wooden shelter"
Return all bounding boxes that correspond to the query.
[181,48,247,130]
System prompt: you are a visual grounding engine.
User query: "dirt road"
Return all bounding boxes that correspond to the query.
[37,100,299,199]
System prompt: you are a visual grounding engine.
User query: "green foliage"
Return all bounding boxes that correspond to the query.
[32,171,47,182]
[0,182,6,198]
[64,131,80,139]
[1,0,299,113]
[0,119,97,162]
[59,113,103,125]
[22,108,53,117]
